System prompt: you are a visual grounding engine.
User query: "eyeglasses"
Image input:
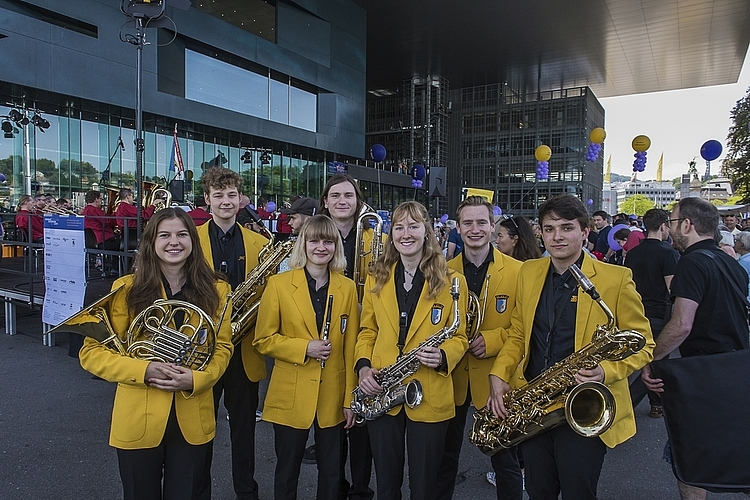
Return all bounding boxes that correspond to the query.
[503,214,519,230]
[667,218,686,225]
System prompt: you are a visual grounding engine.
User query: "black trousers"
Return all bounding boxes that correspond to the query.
[117,405,211,500]
[200,341,260,500]
[520,424,607,500]
[274,420,345,500]
[340,423,375,500]
[368,411,449,500]
[629,317,665,407]
[435,393,523,500]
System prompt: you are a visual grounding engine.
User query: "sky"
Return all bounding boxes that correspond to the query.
[600,51,750,183]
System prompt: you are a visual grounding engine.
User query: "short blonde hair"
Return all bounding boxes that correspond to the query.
[288,215,347,272]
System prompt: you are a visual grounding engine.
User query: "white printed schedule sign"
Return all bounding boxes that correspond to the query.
[42,215,86,325]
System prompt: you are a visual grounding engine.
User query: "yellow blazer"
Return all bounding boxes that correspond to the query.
[254,269,360,429]
[448,248,523,408]
[197,221,269,382]
[79,276,234,449]
[355,265,469,423]
[490,256,655,448]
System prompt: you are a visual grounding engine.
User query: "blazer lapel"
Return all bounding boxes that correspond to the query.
[574,256,597,350]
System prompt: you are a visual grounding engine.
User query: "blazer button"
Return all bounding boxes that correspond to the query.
[130,378,136,382]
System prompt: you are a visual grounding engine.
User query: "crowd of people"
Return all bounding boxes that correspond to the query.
[32,170,748,500]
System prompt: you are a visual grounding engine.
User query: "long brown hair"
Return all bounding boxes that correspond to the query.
[128,208,222,317]
[371,201,449,299]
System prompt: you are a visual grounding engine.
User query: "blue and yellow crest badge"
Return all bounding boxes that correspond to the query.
[496,295,509,314]
[340,314,348,334]
[431,304,444,325]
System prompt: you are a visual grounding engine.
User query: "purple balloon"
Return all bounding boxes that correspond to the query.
[607,223,630,251]
[370,144,387,162]
[440,214,449,224]
[0,173,5,182]
[587,199,593,205]
[266,201,277,212]
[493,205,502,216]
[700,140,722,162]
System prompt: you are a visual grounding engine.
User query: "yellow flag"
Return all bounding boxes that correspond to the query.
[656,153,663,181]
[605,155,611,183]
[463,187,494,202]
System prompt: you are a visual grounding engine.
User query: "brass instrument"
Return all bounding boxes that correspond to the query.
[320,295,334,368]
[351,277,461,423]
[353,203,384,303]
[47,285,229,371]
[143,181,172,211]
[466,274,490,342]
[102,185,121,215]
[230,238,296,344]
[39,204,77,215]
[468,263,646,455]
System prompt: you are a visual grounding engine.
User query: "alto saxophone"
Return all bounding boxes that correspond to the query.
[351,277,461,424]
[230,238,295,344]
[469,263,646,456]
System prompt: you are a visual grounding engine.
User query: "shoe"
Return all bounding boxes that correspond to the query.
[649,405,663,418]
[486,471,496,487]
[255,410,262,422]
[302,445,316,464]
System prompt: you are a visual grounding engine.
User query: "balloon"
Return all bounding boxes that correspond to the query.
[412,163,426,181]
[587,199,593,206]
[536,160,549,180]
[184,170,193,181]
[589,127,606,144]
[493,205,502,216]
[607,223,630,251]
[0,173,5,182]
[534,145,552,162]
[440,214,449,224]
[631,135,651,152]
[370,144,386,162]
[700,140,722,162]
[266,201,277,212]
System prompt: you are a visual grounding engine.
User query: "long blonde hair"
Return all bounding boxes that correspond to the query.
[371,201,449,299]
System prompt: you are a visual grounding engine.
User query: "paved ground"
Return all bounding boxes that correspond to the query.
[0,305,746,500]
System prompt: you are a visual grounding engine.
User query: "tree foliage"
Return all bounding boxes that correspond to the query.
[619,194,655,216]
[722,86,750,202]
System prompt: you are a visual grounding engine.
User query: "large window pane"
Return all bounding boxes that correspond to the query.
[185,50,268,119]
[270,80,289,124]
[289,86,316,132]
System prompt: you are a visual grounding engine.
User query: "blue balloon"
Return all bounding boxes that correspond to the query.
[587,199,593,205]
[0,173,5,182]
[700,140,722,162]
[493,205,502,216]
[370,144,386,162]
[440,214,449,224]
[412,163,426,181]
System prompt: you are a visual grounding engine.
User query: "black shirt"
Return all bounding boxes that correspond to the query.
[525,255,583,380]
[625,238,680,320]
[341,226,357,279]
[304,268,331,334]
[462,248,493,296]
[208,220,246,290]
[670,239,749,357]
[160,274,186,327]
[394,260,425,346]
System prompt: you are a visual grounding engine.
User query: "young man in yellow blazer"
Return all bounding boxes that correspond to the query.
[196,167,269,500]
[436,196,524,500]
[488,194,654,500]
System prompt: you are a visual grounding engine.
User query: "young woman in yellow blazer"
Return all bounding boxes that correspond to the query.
[79,208,233,500]
[254,215,360,500]
[355,201,469,500]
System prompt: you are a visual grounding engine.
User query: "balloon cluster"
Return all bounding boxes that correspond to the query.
[631,135,651,173]
[586,128,606,162]
[534,145,552,181]
[411,179,423,188]
[586,143,602,162]
[536,161,549,180]
[632,151,647,172]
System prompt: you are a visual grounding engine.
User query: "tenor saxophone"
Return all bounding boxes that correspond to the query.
[469,263,646,456]
[351,277,461,424]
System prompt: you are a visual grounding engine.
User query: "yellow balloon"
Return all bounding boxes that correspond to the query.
[535,145,552,162]
[590,127,606,144]
[632,135,651,152]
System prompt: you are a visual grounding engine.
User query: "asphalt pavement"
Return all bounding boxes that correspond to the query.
[0,308,746,500]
